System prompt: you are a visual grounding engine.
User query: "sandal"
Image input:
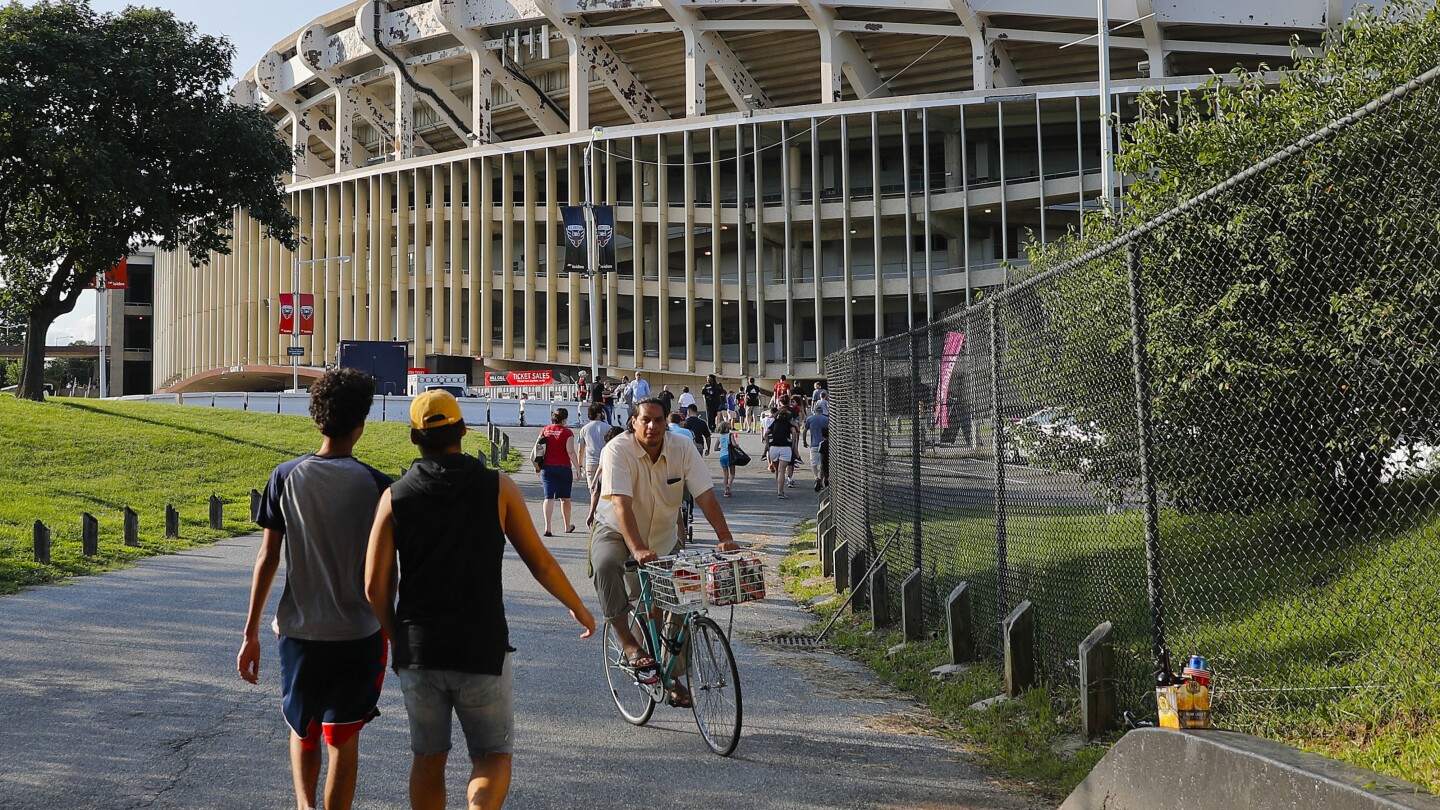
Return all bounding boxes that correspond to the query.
[667,684,693,709]
[626,652,660,685]
[567,524,576,533]
[543,530,553,537]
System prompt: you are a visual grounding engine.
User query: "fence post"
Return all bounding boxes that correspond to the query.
[209,495,223,530]
[501,433,510,459]
[947,582,975,664]
[123,507,139,547]
[902,568,923,642]
[820,523,836,578]
[1080,621,1117,738]
[33,521,50,565]
[1126,239,1172,679]
[989,299,1010,620]
[250,489,262,523]
[833,539,850,592]
[1003,599,1035,697]
[165,504,179,539]
[870,560,891,628]
[909,331,924,590]
[848,546,869,612]
[490,440,500,468]
[82,513,98,556]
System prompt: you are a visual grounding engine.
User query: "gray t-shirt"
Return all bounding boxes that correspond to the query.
[804,412,829,447]
[257,454,391,641]
[577,419,611,465]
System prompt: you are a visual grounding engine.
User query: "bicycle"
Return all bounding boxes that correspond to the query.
[601,549,765,756]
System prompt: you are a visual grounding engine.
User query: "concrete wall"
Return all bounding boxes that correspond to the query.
[128,392,584,428]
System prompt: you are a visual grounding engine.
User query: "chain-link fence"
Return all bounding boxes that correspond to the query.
[825,60,1440,725]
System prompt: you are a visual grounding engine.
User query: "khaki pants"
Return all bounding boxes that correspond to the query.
[591,527,687,676]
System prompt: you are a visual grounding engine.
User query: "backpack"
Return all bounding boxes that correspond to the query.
[530,434,548,466]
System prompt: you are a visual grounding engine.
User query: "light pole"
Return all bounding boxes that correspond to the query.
[1098,0,1114,211]
[290,254,351,390]
[583,125,604,385]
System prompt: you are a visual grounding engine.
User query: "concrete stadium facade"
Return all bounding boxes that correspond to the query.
[151,0,1354,392]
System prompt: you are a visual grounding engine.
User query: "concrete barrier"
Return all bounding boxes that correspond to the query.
[146,394,179,406]
[277,393,310,416]
[249,393,279,414]
[185,393,216,408]
[1061,728,1440,810]
[459,398,488,425]
[213,392,247,410]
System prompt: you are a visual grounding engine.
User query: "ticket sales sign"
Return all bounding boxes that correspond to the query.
[486,370,554,386]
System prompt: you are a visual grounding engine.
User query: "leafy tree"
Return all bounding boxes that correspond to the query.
[0,0,297,400]
[1019,0,1440,515]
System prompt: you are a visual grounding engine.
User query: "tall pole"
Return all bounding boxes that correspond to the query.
[585,126,603,385]
[292,255,300,391]
[290,256,351,391]
[1098,0,1114,212]
[97,282,107,398]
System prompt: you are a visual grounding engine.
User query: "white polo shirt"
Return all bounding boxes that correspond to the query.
[594,431,713,556]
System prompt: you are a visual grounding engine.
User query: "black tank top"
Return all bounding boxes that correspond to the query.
[390,454,512,674]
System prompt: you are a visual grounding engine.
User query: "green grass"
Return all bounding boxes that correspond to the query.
[0,395,519,594]
[778,523,1114,801]
[796,481,1440,796]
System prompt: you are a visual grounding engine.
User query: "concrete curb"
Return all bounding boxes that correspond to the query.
[1061,727,1439,810]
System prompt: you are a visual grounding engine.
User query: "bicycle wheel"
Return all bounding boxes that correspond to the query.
[602,616,656,725]
[687,615,743,756]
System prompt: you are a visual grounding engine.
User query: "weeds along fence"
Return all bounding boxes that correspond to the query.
[825,61,1440,725]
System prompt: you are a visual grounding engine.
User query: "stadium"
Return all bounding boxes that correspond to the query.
[146,0,1348,393]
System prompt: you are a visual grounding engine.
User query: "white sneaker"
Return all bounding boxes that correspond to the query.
[787,478,795,488]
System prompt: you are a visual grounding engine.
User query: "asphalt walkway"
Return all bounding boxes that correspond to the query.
[0,425,1035,809]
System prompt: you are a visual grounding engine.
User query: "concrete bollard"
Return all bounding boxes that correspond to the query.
[209,495,223,530]
[947,582,975,664]
[1080,621,1117,739]
[848,547,869,612]
[833,540,850,592]
[33,520,51,565]
[82,513,99,557]
[165,504,179,539]
[123,507,139,547]
[1003,599,1036,698]
[902,568,923,642]
[870,561,891,627]
[820,524,836,577]
[501,434,510,459]
[249,489,262,523]
[490,440,500,467]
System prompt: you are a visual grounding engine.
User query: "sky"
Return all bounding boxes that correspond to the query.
[45,0,341,344]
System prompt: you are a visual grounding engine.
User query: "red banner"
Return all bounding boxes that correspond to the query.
[486,370,554,386]
[298,294,315,336]
[278,293,316,335]
[86,258,128,290]
[278,293,295,334]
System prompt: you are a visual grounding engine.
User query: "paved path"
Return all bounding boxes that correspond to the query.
[0,428,1036,809]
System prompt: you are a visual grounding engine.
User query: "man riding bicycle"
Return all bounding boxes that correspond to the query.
[590,397,740,708]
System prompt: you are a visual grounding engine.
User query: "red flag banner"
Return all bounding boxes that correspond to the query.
[107,258,129,290]
[298,294,316,336]
[486,370,554,386]
[277,293,296,335]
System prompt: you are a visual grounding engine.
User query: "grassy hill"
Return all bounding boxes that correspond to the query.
[0,395,515,594]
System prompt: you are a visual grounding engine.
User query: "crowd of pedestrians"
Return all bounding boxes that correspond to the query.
[237,367,820,810]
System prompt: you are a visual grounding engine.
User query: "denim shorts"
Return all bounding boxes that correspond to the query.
[396,654,514,756]
[541,464,574,500]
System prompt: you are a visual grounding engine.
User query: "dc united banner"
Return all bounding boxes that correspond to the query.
[561,206,587,273]
[277,293,295,335]
[277,294,316,335]
[595,206,615,273]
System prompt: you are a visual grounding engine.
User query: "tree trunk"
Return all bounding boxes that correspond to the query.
[17,306,62,401]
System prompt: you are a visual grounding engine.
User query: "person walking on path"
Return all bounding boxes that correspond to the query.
[615,375,633,425]
[589,397,739,708]
[715,420,741,497]
[701,374,726,431]
[657,385,675,415]
[769,374,792,410]
[238,367,392,810]
[538,408,580,536]
[576,403,611,496]
[743,377,763,433]
[803,403,830,492]
[764,405,800,498]
[684,404,712,456]
[630,370,651,400]
[365,390,596,810]
[677,386,696,415]
[584,426,625,526]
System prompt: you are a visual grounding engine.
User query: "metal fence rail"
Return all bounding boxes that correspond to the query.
[825,59,1440,723]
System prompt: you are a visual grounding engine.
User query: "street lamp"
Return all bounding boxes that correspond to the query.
[584,125,604,385]
[290,254,351,390]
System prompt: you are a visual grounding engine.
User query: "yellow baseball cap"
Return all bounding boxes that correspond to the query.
[410,390,463,429]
